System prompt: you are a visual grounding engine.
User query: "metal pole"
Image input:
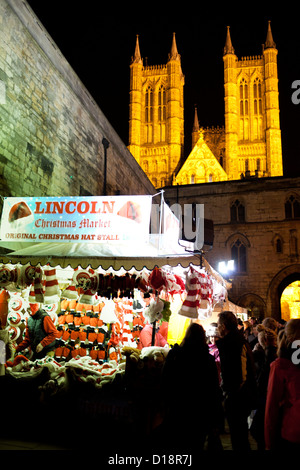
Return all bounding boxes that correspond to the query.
[102,137,109,195]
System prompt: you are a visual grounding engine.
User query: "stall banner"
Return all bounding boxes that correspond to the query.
[0,196,152,244]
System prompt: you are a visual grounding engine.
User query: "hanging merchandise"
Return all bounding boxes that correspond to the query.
[178,264,227,320]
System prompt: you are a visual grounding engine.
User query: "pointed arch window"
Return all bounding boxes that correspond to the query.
[239,79,249,116]
[231,239,247,273]
[253,78,263,139]
[230,200,245,223]
[239,78,249,140]
[158,85,166,142]
[253,78,262,115]
[285,195,300,219]
[144,86,153,143]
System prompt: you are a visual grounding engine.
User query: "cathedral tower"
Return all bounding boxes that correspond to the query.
[128,34,184,187]
[223,22,283,179]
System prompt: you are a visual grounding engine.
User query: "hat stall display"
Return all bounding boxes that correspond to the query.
[44,266,60,302]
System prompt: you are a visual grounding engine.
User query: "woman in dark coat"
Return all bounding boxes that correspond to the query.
[159,322,223,451]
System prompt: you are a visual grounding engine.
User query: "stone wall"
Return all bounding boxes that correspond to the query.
[0,0,154,201]
[164,176,300,319]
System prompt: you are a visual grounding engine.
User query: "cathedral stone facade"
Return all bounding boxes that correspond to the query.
[128,23,283,187]
[128,23,300,321]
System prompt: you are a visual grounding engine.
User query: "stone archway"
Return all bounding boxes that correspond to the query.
[267,264,300,320]
[237,293,266,320]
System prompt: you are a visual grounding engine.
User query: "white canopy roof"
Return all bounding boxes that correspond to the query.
[0,239,203,271]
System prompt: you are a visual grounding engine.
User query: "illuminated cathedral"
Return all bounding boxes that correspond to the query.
[128,22,283,188]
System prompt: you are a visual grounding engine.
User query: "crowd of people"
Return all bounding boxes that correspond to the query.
[158,311,300,452]
[1,301,300,452]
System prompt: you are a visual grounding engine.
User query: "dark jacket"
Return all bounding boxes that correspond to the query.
[217,328,257,407]
[161,343,223,435]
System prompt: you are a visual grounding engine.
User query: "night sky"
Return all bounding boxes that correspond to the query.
[26,2,300,177]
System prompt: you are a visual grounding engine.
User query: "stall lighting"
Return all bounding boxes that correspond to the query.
[218,260,234,275]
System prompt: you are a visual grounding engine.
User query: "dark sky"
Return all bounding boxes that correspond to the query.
[26,2,300,177]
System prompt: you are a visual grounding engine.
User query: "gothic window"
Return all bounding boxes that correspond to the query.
[231,239,247,273]
[161,160,166,172]
[256,158,261,171]
[143,160,148,172]
[253,78,263,139]
[239,79,249,116]
[285,195,300,219]
[158,86,166,121]
[144,86,153,143]
[276,238,283,253]
[230,200,245,223]
[145,86,153,122]
[253,79,262,115]
[239,78,249,140]
[158,85,166,142]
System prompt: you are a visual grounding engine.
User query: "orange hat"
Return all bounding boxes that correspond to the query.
[29,303,39,316]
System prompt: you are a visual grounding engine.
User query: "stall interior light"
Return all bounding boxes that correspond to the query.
[218,260,234,275]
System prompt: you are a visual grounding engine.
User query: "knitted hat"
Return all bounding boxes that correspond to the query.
[33,266,44,303]
[29,303,39,316]
[61,283,79,300]
[44,266,60,300]
[178,267,200,319]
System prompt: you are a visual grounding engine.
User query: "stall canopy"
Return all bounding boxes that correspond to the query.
[0,239,203,270]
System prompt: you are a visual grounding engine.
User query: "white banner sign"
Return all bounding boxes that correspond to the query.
[0,196,152,243]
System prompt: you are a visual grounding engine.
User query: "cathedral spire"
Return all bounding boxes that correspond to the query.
[132,35,143,64]
[169,32,180,61]
[223,26,235,55]
[264,21,276,49]
[193,106,199,132]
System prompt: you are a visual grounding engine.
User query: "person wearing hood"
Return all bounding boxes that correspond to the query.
[15,303,58,361]
[264,318,300,450]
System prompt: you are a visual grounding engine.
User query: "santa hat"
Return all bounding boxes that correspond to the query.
[178,267,201,319]
[61,283,79,300]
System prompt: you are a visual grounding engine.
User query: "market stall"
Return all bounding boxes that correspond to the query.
[0,194,232,446]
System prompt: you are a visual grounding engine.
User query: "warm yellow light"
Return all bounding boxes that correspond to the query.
[281,281,300,321]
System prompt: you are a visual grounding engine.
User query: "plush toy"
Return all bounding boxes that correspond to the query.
[121,345,141,363]
[144,297,164,323]
[140,345,169,362]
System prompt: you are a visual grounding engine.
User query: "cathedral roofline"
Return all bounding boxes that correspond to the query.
[264,20,276,49]
[131,34,143,64]
[224,26,235,55]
